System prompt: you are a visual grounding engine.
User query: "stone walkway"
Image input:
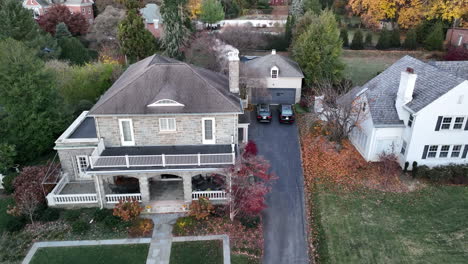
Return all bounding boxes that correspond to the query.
[144,213,183,264]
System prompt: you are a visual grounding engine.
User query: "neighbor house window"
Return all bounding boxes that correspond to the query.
[159,118,176,132]
[441,117,452,129]
[439,145,450,158]
[453,117,464,129]
[427,145,438,158]
[118,119,135,146]
[271,66,279,79]
[407,114,414,127]
[88,8,91,14]
[400,141,407,155]
[451,145,462,158]
[82,7,85,13]
[458,35,463,46]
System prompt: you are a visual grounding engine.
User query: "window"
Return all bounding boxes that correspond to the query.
[159,118,176,132]
[439,145,450,158]
[400,141,407,155]
[118,119,135,146]
[427,145,438,158]
[458,35,463,46]
[82,7,85,13]
[451,145,462,158]
[88,8,91,14]
[441,117,452,129]
[407,114,414,127]
[148,99,184,107]
[271,66,279,79]
[362,102,366,112]
[76,156,89,174]
[454,117,464,129]
[202,118,215,144]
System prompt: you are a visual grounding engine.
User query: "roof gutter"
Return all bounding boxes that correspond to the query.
[87,167,223,175]
[89,112,243,117]
[374,123,406,128]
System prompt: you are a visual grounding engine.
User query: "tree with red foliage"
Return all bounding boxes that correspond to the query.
[224,145,276,221]
[444,46,468,61]
[12,165,50,224]
[243,140,258,157]
[37,5,88,36]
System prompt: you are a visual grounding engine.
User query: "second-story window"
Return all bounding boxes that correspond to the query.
[159,118,176,132]
[407,114,414,127]
[400,141,407,155]
[453,117,465,129]
[271,66,279,79]
[441,117,452,129]
[119,119,135,146]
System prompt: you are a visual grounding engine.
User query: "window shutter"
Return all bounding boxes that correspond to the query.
[421,145,429,159]
[465,120,468,131]
[435,116,442,131]
[462,145,468,159]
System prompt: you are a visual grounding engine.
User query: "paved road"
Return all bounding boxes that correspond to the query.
[248,107,309,264]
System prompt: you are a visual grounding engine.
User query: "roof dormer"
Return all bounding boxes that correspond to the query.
[271,66,279,79]
[147,99,184,107]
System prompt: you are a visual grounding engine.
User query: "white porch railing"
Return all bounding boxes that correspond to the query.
[105,193,142,204]
[192,191,227,201]
[89,153,235,169]
[46,174,98,206]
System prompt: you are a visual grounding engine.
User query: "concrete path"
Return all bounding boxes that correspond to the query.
[249,107,310,264]
[145,213,182,264]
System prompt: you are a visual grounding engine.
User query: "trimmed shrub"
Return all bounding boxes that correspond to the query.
[62,209,81,222]
[239,215,260,229]
[350,29,364,50]
[404,162,409,172]
[424,22,444,51]
[103,214,121,228]
[189,197,214,220]
[2,172,18,194]
[5,216,27,232]
[376,29,391,50]
[414,164,468,184]
[128,218,154,237]
[93,208,114,222]
[113,199,143,222]
[71,220,90,234]
[390,29,400,47]
[38,207,61,222]
[444,46,468,61]
[365,32,373,46]
[340,28,349,47]
[403,29,417,50]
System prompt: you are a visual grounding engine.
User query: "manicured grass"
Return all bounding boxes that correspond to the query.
[29,244,150,264]
[170,240,223,264]
[0,197,15,233]
[231,254,260,264]
[315,186,468,264]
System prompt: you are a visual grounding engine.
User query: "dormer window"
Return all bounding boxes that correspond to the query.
[271,66,278,79]
[148,99,184,107]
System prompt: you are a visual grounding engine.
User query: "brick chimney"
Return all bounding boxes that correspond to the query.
[396,67,417,118]
[227,50,239,94]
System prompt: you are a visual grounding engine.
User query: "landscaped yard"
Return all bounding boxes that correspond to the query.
[170,240,223,264]
[29,244,150,264]
[0,197,15,233]
[314,186,468,264]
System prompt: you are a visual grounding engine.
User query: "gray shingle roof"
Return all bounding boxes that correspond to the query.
[243,53,304,78]
[68,117,97,139]
[356,56,466,126]
[89,55,242,115]
[140,3,162,24]
[428,61,468,80]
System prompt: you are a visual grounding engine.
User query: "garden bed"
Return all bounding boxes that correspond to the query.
[29,244,149,264]
[170,240,223,264]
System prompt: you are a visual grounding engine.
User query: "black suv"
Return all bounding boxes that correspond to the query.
[256,104,272,123]
[279,104,295,124]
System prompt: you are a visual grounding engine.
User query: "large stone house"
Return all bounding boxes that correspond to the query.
[48,53,250,213]
[340,56,468,169]
[23,0,94,24]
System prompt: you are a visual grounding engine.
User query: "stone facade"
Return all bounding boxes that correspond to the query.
[95,114,238,147]
[57,147,95,181]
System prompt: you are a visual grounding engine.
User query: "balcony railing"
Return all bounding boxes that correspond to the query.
[192,190,227,201]
[89,153,235,169]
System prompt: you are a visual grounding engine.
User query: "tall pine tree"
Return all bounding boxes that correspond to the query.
[200,0,225,25]
[161,0,190,58]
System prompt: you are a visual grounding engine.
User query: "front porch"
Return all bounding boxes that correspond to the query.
[46,172,227,212]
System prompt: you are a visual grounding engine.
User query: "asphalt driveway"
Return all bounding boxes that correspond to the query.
[248,106,309,264]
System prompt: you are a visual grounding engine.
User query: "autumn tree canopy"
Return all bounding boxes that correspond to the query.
[348,0,468,29]
[37,5,88,36]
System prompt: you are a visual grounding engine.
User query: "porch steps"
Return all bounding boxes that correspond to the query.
[144,200,188,214]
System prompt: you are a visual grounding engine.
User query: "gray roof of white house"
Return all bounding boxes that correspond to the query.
[356,56,466,126]
[243,53,304,78]
[428,61,468,80]
[140,3,162,24]
[89,55,242,115]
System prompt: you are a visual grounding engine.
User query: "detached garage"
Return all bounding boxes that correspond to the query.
[242,50,304,105]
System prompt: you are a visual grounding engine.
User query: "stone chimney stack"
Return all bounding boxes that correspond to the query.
[227,50,239,94]
[395,67,417,118]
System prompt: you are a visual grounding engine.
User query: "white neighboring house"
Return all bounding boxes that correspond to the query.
[341,56,468,169]
[243,50,304,104]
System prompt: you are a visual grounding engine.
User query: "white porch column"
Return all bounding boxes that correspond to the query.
[139,176,150,203]
[94,175,105,208]
[183,175,192,203]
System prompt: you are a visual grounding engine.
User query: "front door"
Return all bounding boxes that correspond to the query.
[202,118,216,144]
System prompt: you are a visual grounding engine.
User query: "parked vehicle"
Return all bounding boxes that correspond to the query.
[256,104,272,123]
[279,104,295,123]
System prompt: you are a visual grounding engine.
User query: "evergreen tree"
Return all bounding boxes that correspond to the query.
[285,15,295,46]
[390,29,400,47]
[200,0,225,24]
[403,29,417,50]
[118,9,158,62]
[376,29,391,50]
[350,29,364,50]
[55,22,71,39]
[303,0,321,14]
[424,22,444,51]
[0,39,68,162]
[58,37,90,65]
[340,28,349,47]
[292,9,344,86]
[364,31,373,46]
[161,0,190,58]
[290,0,304,17]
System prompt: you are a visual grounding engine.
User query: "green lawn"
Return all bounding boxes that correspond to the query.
[170,240,223,264]
[30,244,150,264]
[0,197,15,233]
[315,186,468,264]
[231,254,260,264]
